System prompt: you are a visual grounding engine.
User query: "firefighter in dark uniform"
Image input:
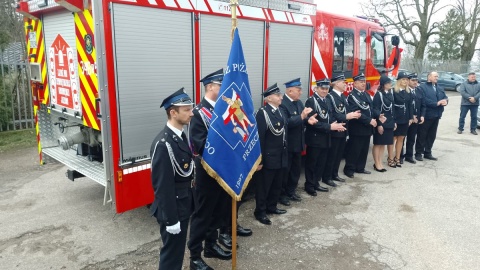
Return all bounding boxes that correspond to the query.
[402,73,425,164]
[343,73,381,178]
[254,83,292,225]
[278,78,316,205]
[188,69,231,270]
[304,78,346,196]
[324,75,361,183]
[150,88,195,270]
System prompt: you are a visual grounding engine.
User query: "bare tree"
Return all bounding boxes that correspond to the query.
[361,0,449,60]
[456,0,480,62]
[0,0,24,50]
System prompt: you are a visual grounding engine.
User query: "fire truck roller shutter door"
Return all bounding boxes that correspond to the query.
[267,23,313,100]
[199,15,265,110]
[43,10,81,117]
[110,4,194,164]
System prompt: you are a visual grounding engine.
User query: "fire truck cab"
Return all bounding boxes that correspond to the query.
[311,12,392,95]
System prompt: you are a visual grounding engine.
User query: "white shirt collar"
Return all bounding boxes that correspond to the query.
[314,92,324,100]
[167,122,183,139]
[205,97,216,107]
[285,94,294,102]
[332,89,343,96]
[268,103,278,110]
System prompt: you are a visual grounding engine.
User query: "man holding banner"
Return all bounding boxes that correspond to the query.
[188,69,233,270]
[197,27,262,268]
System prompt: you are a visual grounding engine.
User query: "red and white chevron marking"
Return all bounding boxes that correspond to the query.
[115,0,313,25]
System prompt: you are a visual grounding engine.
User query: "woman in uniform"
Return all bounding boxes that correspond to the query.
[391,71,413,167]
[372,75,395,172]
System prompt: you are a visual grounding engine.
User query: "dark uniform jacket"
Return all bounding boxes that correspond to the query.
[393,89,414,124]
[305,93,332,148]
[410,87,426,118]
[372,90,395,129]
[280,96,307,153]
[326,90,348,138]
[418,82,448,119]
[150,126,194,226]
[347,88,377,136]
[190,98,213,156]
[256,104,288,169]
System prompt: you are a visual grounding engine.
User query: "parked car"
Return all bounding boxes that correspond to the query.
[478,106,480,128]
[397,68,410,75]
[459,72,480,80]
[419,71,465,91]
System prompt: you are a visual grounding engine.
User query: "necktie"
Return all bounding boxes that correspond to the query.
[292,100,299,114]
[275,108,282,118]
[181,132,188,143]
[433,85,436,92]
[362,91,368,99]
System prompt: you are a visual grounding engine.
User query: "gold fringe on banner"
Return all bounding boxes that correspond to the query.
[201,154,261,201]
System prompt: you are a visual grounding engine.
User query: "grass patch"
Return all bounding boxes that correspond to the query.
[0,129,37,152]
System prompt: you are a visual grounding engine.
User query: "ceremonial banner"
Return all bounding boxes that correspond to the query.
[202,28,261,200]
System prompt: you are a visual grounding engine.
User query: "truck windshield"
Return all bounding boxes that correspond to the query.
[370,32,385,69]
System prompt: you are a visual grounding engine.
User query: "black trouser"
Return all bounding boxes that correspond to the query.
[343,135,371,174]
[401,123,418,158]
[304,145,328,191]
[255,168,283,217]
[324,136,346,179]
[188,158,228,258]
[415,118,439,156]
[159,218,189,270]
[282,151,302,197]
[221,180,254,233]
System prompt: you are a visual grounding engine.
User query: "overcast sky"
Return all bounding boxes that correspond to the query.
[315,0,362,16]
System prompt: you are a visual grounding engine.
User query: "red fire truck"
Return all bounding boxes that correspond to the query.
[311,12,396,95]
[17,0,399,213]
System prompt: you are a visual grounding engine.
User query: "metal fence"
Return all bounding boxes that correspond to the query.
[400,58,479,75]
[0,44,34,132]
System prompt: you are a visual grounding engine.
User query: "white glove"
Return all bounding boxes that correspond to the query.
[166,222,181,234]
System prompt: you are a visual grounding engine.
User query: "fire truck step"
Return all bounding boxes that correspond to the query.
[43,147,106,186]
[66,170,85,181]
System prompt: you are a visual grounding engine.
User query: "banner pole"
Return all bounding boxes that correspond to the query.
[230,0,238,42]
[232,197,237,270]
[230,1,239,269]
